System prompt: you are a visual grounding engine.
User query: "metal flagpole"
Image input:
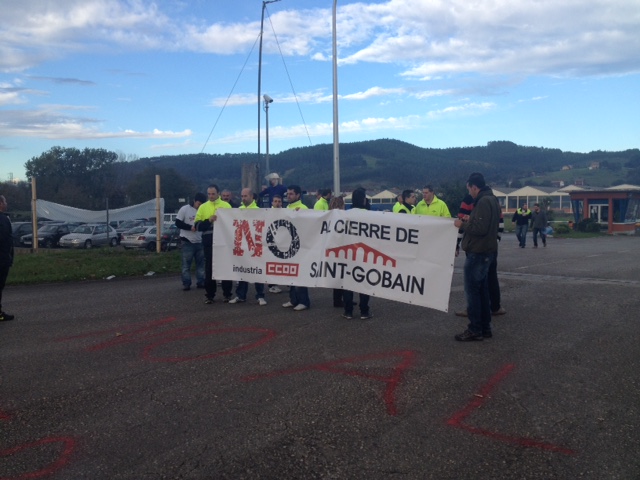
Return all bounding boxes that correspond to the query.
[332,0,340,196]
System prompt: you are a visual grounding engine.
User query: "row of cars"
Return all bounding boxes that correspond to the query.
[14,219,181,250]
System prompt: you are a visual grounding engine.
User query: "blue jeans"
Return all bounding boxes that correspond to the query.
[235,281,265,300]
[289,286,310,308]
[464,252,496,335]
[516,224,529,247]
[181,240,205,288]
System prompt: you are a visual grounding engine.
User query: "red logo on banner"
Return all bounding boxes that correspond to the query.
[325,242,396,267]
[233,219,265,257]
[266,262,299,276]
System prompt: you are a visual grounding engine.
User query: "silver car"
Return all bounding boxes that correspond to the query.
[59,224,118,249]
[120,226,159,251]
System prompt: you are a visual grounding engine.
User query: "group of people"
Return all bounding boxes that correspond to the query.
[176,176,373,320]
[512,203,549,248]
[176,172,510,342]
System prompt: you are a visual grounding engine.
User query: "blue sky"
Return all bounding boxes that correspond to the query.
[1,0,639,182]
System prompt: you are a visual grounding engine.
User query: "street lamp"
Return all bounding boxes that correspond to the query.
[263,94,274,174]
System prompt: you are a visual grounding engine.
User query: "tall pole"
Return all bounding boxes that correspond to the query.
[264,95,273,174]
[258,0,281,172]
[332,0,340,196]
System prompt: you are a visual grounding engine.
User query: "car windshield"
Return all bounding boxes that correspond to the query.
[126,227,147,234]
[39,225,61,233]
[119,221,139,229]
[73,226,94,234]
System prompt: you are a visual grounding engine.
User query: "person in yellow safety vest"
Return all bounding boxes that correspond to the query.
[314,188,332,210]
[282,185,310,311]
[228,188,267,306]
[393,190,416,214]
[194,184,232,304]
[413,185,451,217]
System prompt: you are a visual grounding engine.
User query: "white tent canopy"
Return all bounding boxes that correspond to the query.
[36,199,163,224]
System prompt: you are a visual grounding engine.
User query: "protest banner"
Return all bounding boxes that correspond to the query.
[212,208,458,312]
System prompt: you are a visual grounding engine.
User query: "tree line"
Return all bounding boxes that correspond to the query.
[2,141,639,216]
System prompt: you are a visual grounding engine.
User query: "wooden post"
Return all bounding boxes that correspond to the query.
[242,163,260,195]
[156,175,161,253]
[31,177,38,252]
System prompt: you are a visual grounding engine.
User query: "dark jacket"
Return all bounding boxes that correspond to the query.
[512,208,532,226]
[530,209,548,229]
[0,213,14,267]
[460,187,500,254]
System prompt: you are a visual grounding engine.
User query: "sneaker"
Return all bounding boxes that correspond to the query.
[454,329,484,342]
[0,312,15,321]
[293,304,308,311]
[341,313,353,319]
[258,298,267,306]
[268,286,282,294]
[483,331,493,339]
[491,307,507,316]
[454,309,468,317]
[360,313,373,320]
[228,297,245,304]
[223,296,232,303]
[204,297,214,304]
[282,301,294,308]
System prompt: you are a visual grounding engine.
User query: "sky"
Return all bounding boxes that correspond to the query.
[1,0,639,182]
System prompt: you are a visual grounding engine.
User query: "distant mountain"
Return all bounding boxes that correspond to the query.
[130,139,640,192]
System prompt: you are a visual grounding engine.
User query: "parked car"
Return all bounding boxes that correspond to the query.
[160,224,181,251]
[120,226,159,251]
[115,219,155,243]
[59,224,118,249]
[11,222,41,247]
[21,222,82,248]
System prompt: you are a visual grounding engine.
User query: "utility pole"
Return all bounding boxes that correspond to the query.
[258,0,281,173]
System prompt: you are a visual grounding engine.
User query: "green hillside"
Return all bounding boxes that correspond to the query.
[133,139,640,192]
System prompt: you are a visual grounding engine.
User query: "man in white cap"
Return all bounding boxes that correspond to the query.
[258,173,287,208]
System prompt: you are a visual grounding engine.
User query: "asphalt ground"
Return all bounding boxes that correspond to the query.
[1,233,639,479]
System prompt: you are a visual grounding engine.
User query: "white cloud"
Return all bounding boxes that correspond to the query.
[2,0,638,78]
[0,105,191,139]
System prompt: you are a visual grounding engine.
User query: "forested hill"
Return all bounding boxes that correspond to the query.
[131,139,640,192]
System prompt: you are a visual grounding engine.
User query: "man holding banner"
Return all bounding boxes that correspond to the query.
[229,189,267,306]
[282,185,311,311]
[195,184,232,304]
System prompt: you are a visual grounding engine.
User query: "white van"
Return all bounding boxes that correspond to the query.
[163,213,178,224]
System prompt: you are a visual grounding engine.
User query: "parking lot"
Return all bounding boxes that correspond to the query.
[1,233,639,479]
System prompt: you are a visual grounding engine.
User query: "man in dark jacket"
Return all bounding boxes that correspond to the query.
[453,173,500,341]
[0,195,15,321]
[530,203,548,248]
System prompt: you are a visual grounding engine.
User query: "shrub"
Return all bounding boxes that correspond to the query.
[554,224,570,234]
[577,218,601,233]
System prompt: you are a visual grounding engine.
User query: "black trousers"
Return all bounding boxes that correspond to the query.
[202,235,232,300]
[0,264,10,312]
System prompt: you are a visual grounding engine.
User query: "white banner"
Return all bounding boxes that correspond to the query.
[212,208,458,312]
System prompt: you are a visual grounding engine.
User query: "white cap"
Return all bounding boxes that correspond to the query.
[265,172,280,181]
